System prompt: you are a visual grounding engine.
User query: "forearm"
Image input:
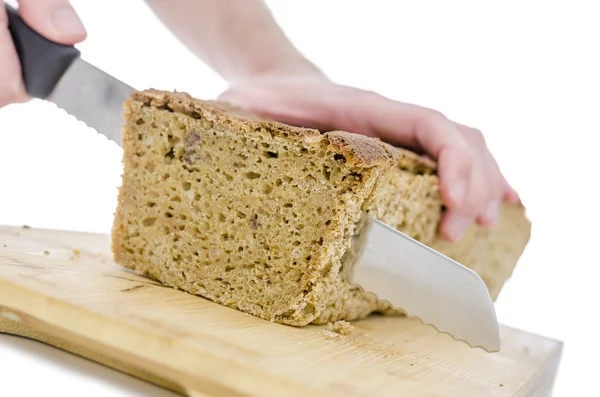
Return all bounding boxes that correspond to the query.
[145,0,323,82]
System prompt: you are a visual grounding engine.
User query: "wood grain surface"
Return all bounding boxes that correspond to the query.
[0,226,562,396]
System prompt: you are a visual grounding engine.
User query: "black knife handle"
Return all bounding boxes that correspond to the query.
[6,3,81,99]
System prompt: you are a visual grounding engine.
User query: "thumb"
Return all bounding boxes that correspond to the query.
[17,0,86,44]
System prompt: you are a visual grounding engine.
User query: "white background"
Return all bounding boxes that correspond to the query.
[1,1,598,395]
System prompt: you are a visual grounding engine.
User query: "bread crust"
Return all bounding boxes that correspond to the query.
[131,89,396,169]
[113,89,531,325]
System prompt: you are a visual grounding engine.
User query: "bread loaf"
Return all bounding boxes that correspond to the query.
[111,89,531,325]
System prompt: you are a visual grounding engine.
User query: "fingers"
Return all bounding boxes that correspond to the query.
[452,123,520,233]
[456,125,500,227]
[0,7,27,107]
[439,149,490,242]
[359,98,486,241]
[362,97,475,209]
[476,153,504,226]
[0,1,86,109]
[370,100,515,241]
[360,98,491,242]
[484,147,521,205]
[408,116,521,241]
[359,95,521,239]
[18,0,86,44]
[504,186,521,204]
[413,112,474,210]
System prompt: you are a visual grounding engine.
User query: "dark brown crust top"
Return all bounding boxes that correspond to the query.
[325,131,392,168]
[130,89,436,172]
[383,143,437,174]
[130,89,266,121]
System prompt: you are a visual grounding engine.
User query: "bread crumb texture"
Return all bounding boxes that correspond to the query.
[111,89,531,326]
[326,320,355,336]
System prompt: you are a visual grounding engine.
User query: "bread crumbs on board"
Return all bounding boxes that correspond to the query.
[69,249,82,260]
[324,320,355,339]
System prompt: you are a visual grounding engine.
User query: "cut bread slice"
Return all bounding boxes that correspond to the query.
[111,89,531,326]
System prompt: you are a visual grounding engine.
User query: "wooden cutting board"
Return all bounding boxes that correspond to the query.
[0,225,562,397]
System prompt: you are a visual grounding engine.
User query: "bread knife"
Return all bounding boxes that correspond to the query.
[6,3,133,144]
[346,215,501,352]
[6,3,501,352]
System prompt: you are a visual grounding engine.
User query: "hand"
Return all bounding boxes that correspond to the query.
[219,73,520,242]
[0,0,86,108]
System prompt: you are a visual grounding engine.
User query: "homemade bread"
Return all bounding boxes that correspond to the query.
[111,89,530,326]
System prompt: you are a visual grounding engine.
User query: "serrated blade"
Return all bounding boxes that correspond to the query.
[47,58,133,145]
[346,214,501,352]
